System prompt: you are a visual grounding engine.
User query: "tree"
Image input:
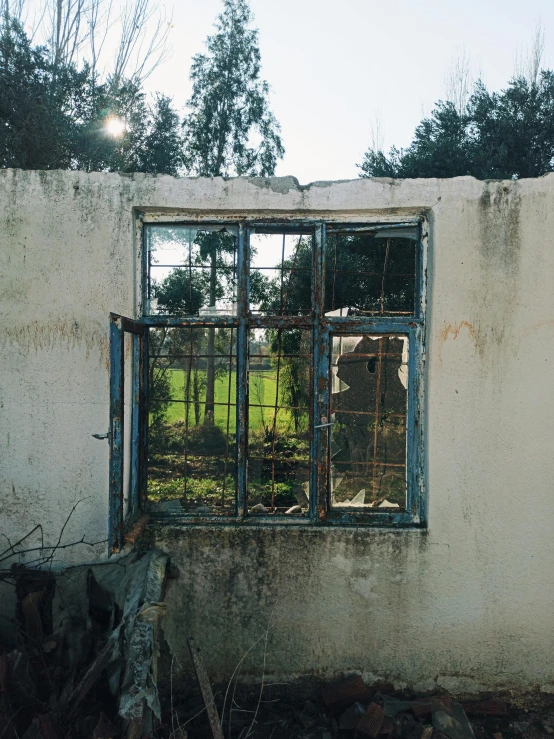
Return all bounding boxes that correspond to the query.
[358,71,554,180]
[138,94,184,176]
[0,15,85,169]
[182,0,284,425]
[182,0,283,178]
[0,9,183,173]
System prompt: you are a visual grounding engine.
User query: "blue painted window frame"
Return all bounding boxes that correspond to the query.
[139,217,427,528]
[108,314,146,553]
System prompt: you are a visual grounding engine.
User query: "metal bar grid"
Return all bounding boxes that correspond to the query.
[138,218,425,528]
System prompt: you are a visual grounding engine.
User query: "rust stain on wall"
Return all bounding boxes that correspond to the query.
[437,321,475,363]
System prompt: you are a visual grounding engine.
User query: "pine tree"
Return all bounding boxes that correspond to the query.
[182,0,283,178]
[182,0,284,425]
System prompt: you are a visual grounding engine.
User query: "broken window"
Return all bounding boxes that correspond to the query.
[137,220,425,526]
[330,334,408,510]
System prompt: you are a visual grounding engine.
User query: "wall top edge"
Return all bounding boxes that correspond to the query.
[2,168,554,189]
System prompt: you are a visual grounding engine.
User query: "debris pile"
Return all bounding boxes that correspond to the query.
[3,554,554,739]
[0,549,171,739]
[173,672,554,739]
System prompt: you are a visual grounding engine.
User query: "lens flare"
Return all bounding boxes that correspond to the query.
[105,117,126,137]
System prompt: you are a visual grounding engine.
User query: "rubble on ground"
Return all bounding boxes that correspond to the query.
[173,673,554,739]
[0,549,170,739]
[2,556,554,739]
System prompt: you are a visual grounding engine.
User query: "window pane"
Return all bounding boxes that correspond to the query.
[146,225,238,315]
[330,334,408,510]
[247,328,312,516]
[250,232,312,315]
[147,326,237,515]
[325,229,416,316]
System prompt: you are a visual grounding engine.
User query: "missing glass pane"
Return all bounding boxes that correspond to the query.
[147,326,237,515]
[330,334,408,510]
[247,328,312,516]
[147,225,238,315]
[325,230,416,316]
[249,232,312,315]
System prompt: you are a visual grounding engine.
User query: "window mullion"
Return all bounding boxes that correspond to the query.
[406,324,425,524]
[311,223,329,522]
[236,223,248,519]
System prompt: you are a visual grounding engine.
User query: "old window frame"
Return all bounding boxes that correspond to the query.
[139,216,426,528]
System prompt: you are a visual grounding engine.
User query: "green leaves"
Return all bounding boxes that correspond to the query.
[182,0,284,177]
[359,72,554,180]
[0,15,183,174]
[1,0,283,178]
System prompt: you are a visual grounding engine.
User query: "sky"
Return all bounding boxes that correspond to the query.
[21,0,554,183]
[28,0,554,184]
[140,0,554,184]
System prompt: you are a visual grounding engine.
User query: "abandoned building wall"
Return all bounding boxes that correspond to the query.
[1,169,553,691]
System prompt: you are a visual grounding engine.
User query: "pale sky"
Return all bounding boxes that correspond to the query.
[118,1,554,183]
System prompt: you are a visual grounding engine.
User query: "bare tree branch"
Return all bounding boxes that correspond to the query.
[0,498,105,575]
[10,0,172,86]
[445,46,473,115]
[0,0,27,22]
[111,0,172,86]
[369,109,384,153]
[86,0,113,79]
[514,20,545,85]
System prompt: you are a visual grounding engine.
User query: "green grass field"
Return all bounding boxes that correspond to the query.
[162,368,305,432]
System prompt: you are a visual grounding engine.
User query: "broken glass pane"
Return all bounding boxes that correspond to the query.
[146,225,238,315]
[330,334,408,510]
[249,232,312,315]
[247,328,312,516]
[147,326,237,515]
[325,229,416,316]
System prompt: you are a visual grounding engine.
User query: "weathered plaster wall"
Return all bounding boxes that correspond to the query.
[1,170,553,691]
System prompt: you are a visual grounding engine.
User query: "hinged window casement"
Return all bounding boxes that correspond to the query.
[135,218,426,527]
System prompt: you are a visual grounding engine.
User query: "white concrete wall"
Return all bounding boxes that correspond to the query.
[1,169,553,691]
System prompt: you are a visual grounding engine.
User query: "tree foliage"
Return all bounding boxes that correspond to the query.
[182,0,284,177]
[0,12,182,173]
[359,72,554,180]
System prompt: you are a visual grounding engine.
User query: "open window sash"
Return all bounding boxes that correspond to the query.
[109,314,146,553]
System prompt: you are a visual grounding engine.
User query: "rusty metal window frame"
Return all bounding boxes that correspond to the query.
[139,216,427,528]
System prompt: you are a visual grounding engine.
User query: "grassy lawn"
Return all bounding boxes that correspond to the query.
[164,368,300,431]
[149,369,311,506]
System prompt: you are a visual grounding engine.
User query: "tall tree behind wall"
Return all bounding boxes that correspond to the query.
[182,0,284,426]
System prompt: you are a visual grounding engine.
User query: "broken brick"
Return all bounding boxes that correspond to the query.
[356,702,385,738]
[379,716,396,736]
[461,698,508,716]
[21,591,44,642]
[322,674,371,713]
[411,697,452,719]
[38,714,60,739]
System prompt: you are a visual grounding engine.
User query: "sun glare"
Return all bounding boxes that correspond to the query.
[105,117,126,138]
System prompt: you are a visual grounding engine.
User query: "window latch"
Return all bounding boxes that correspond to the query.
[92,433,110,440]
